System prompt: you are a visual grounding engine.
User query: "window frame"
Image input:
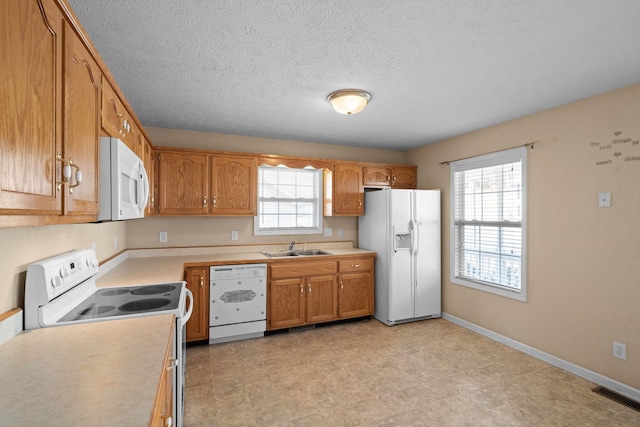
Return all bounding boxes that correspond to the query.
[449,146,528,302]
[253,165,323,236]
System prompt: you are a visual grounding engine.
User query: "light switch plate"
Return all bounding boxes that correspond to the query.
[598,192,611,208]
[159,231,168,243]
[231,230,238,241]
[324,227,333,237]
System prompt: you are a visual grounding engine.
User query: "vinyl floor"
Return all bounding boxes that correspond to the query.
[184,318,640,426]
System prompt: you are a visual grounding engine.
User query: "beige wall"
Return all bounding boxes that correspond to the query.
[0,221,126,313]
[407,82,640,390]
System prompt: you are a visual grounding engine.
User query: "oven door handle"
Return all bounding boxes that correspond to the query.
[182,288,194,327]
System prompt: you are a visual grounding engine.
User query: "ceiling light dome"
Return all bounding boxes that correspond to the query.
[327,89,371,115]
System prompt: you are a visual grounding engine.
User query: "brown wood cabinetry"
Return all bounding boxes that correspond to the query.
[150,319,175,427]
[62,22,100,216]
[100,76,137,151]
[363,165,417,189]
[157,151,209,215]
[210,155,257,215]
[1,0,64,215]
[326,163,363,216]
[390,166,417,188]
[184,267,209,342]
[157,150,257,216]
[0,0,99,220]
[338,258,374,319]
[144,140,156,215]
[268,260,338,330]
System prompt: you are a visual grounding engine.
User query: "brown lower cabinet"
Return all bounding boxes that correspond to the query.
[184,267,209,342]
[150,319,174,427]
[268,256,374,331]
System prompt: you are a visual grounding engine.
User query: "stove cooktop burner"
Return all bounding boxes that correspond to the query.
[119,298,171,312]
[78,305,116,316]
[98,288,130,296]
[131,284,176,295]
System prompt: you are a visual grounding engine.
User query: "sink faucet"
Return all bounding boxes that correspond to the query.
[288,240,296,251]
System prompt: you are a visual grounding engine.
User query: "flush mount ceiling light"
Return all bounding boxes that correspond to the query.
[327,89,371,115]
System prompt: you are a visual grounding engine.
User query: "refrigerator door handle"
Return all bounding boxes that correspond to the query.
[412,220,419,255]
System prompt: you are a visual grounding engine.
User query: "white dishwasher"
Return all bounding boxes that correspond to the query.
[209,263,267,344]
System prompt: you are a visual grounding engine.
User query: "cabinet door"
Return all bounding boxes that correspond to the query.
[0,0,63,214]
[157,152,209,214]
[210,155,256,215]
[391,166,417,189]
[269,277,305,330]
[306,275,337,324]
[185,267,209,342]
[144,140,155,215]
[332,164,363,215]
[100,76,136,150]
[62,22,100,216]
[363,166,391,187]
[338,272,374,319]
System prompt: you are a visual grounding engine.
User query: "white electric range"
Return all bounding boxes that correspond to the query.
[24,248,193,427]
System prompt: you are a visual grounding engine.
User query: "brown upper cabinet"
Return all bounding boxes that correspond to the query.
[156,150,257,216]
[101,76,137,152]
[157,151,209,215]
[0,0,99,221]
[325,163,364,216]
[210,155,257,215]
[363,165,417,189]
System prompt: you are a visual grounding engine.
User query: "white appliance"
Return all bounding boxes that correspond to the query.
[358,189,441,325]
[98,137,149,221]
[24,249,193,427]
[209,264,267,344]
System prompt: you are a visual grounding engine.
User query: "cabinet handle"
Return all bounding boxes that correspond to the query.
[203,196,207,207]
[386,175,390,182]
[199,276,204,287]
[300,283,304,294]
[67,158,82,194]
[213,195,217,208]
[393,175,397,182]
[352,264,361,268]
[166,358,178,371]
[56,152,70,191]
[162,414,173,427]
[359,199,362,208]
[340,281,344,290]
[308,284,311,294]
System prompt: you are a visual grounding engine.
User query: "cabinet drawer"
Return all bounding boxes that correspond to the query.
[338,258,374,272]
[270,260,337,279]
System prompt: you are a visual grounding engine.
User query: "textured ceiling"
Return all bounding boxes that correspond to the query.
[68,0,640,151]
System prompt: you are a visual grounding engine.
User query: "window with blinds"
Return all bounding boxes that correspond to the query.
[450,147,527,301]
[254,165,323,235]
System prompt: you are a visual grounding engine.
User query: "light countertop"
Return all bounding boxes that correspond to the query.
[0,314,174,427]
[96,246,375,288]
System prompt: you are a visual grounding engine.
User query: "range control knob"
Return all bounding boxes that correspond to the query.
[60,266,71,278]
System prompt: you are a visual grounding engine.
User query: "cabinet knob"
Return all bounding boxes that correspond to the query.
[300,284,304,294]
[203,196,207,207]
[213,195,217,208]
[199,276,204,287]
[340,281,344,290]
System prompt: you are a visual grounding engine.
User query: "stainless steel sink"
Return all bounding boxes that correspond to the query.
[263,252,299,258]
[294,250,333,256]
[263,249,333,258]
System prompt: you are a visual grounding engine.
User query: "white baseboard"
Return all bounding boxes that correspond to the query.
[442,312,640,403]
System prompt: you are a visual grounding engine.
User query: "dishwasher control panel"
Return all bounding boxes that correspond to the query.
[210,264,266,280]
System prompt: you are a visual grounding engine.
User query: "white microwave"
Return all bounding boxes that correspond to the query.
[98,137,149,221]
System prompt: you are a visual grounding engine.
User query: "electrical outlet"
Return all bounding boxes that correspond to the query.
[231,230,238,241]
[159,231,168,243]
[599,192,611,208]
[338,228,344,237]
[613,341,626,360]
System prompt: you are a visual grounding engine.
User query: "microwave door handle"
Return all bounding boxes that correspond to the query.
[182,288,194,326]
[139,161,149,212]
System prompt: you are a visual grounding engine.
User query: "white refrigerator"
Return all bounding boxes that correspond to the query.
[358,189,441,325]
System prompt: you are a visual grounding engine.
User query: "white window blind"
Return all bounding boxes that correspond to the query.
[254,165,322,235]
[450,147,527,301]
